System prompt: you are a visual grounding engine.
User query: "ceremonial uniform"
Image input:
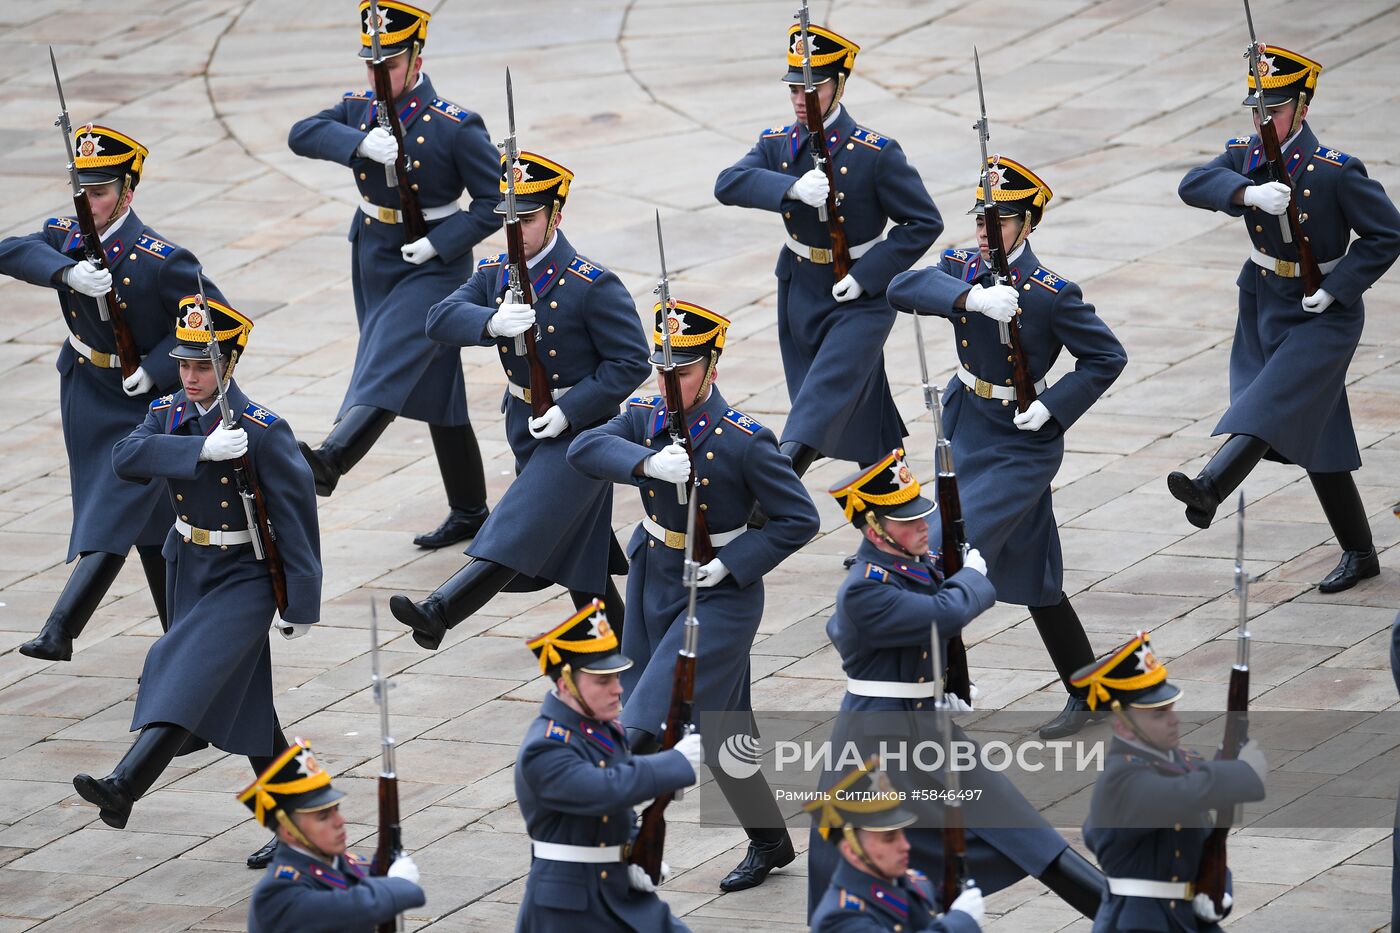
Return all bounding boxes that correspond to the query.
[1172,45,1400,592]
[287,1,497,547]
[888,158,1125,739]
[811,860,979,933]
[0,126,211,660]
[714,23,940,470]
[516,603,696,932]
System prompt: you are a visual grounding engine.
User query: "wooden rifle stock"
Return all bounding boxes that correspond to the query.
[238,452,288,614]
[72,192,140,379]
[941,821,969,913]
[803,88,851,280]
[369,62,428,244]
[935,469,972,703]
[1258,120,1323,295]
[660,369,715,564]
[629,650,696,882]
[1195,666,1249,911]
[504,220,552,419]
[370,774,402,932]
[982,202,1036,413]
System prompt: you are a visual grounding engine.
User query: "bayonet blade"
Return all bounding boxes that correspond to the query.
[1243,0,1258,46]
[49,47,69,119]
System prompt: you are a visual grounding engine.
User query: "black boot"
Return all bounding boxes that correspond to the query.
[749,441,820,529]
[1038,847,1107,919]
[136,545,169,633]
[414,423,490,549]
[1167,434,1269,529]
[298,406,396,497]
[1030,595,1103,740]
[20,551,126,662]
[626,728,660,756]
[1311,471,1380,593]
[389,559,517,650]
[245,722,290,868]
[246,836,279,870]
[719,829,796,893]
[73,723,191,829]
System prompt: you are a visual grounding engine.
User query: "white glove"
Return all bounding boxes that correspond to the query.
[1301,288,1334,314]
[1192,891,1232,923]
[964,282,1019,323]
[387,855,420,885]
[642,443,690,484]
[788,169,829,207]
[277,622,312,640]
[528,405,569,439]
[944,692,975,713]
[695,558,730,588]
[950,886,985,925]
[961,547,987,577]
[1013,400,1052,432]
[121,367,155,397]
[1243,181,1292,216]
[400,236,438,265]
[627,863,657,893]
[64,260,112,298]
[1237,738,1268,785]
[356,126,399,165]
[832,274,865,303]
[673,732,705,772]
[487,302,535,339]
[200,425,247,462]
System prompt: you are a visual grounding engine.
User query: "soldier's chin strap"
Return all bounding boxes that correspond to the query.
[841,826,889,879]
[558,663,599,721]
[863,512,922,562]
[1289,92,1308,139]
[1008,210,1034,253]
[1109,700,1155,747]
[828,73,848,117]
[546,198,563,244]
[694,351,718,409]
[273,809,335,864]
[402,41,422,99]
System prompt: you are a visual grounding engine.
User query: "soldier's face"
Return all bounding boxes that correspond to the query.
[654,361,712,413]
[845,828,910,879]
[291,804,348,857]
[568,671,624,721]
[179,359,219,403]
[367,51,421,98]
[975,213,1025,259]
[871,517,929,557]
[83,182,128,232]
[518,208,554,260]
[1255,100,1305,137]
[1122,703,1180,751]
[789,79,836,124]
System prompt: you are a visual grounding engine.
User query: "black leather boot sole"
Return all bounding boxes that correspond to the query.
[298,441,339,497]
[413,506,489,550]
[247,835,279,869]
[1318,547,1380,593]
[73,773,134,829]
[20,551,127,662]
[390,594,447,650]
[1167,470,1217,529]
[718,833,795,892]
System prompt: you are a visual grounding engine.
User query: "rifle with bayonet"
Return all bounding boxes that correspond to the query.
[795,0,850,279]
[929,604,975,912]
[367,599,405,933]
[911,311,972,704]
[628,490,702,884]
[499,69,552,419]
[200,285,288,614]
[49,48,140,379]
[1194,492,1252,913]
[1242,0,1322,296]
[366,0,427,244]
[973,48,1036,414]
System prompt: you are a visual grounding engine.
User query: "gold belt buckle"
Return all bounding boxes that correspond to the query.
[974,377,995,400]
[90,349,113,368]
[808,246,832,264]
[664,528,686,550]
[376,205,401,224]
[519,386,532,404]
[1274,258,1297,277]
[190,526,210,546]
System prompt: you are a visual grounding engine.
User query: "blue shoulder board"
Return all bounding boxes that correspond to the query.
[429,98,467,122]
[150,394,174,411]
[545,720,571,743]
[478,252,506,269]
[242,403,280,428]
[1314,146,1352,167]
[1030,266,1066,294]
[761,124,790,139]
[134,234,173,260]
[567,256,605,282]
[274,864,300,880]
[864,563,890,583]
[628,395,660,409]
[943,247,974,266]
[837,889,865,911]
[1227,135,1253,149]
[722,408,762,434]
[851,126,889,150]
[343,89,373,101]
[46,216,75,232]
[907,868,928,883]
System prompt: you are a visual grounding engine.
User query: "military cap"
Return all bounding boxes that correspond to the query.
[237,738,345,831]
[651,299,729,367]
[72,124,148,189]
[526,599,631,680]
[783,23,860,84]
[829,448,935,527]
[169,293,253,363]
[1070,631,1182,712]
[805,756,918,843]
[969,155,1053,228]
[358,0,429,59]
[1244,44,1321,107]
[495,151,573,215]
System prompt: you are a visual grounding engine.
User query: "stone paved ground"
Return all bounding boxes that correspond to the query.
[0,0,1397,929]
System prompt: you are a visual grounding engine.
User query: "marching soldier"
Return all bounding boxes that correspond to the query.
[1173,45,1400,593]
[241,738,424,932]
[809,456,1106,921]
[1075,632,1269,931]
[714,21,941,479]
[391,152,646,649]
[0,126,221,661]
[887,159,1127,739]
[516,601,703,932]
[806,759,985,932]
[74,302,321,871]
[567,302,821,891]
[287,0,499,548]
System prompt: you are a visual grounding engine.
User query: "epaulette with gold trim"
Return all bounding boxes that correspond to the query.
[864,563,890,583]
[478,253,506,269]
[851,126,889,150]
[1030,266,1066,294]
[722,408,762,434]
[1227,135,1253,149]
[943,247,975,266]
[150,394,174,411]
[242,403,280,428]
[907,868,928,883]
[761,125,790,139]
[567,256,604,282]
[429,98,468,123]
[46,216,75,232]
[274,864,300,880]
[837,889,866,912]
[545,720,571,744]
[134,234,174,260]
[1314,146,1352,167]
[628,395,660,409]
[343,89,373,101]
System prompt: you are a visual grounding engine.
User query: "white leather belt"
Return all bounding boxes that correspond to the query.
[1107,878,1193,900]
[1249,248,1341,278]
[531,841,623,863]
[359,201,460,224]
[641,516,745,551]
[68,335,129,369]
[175,518,253,547]
[846,678,937,699]
[783,235,881,264]
[956,367,1048,402]
[506,382,571,405]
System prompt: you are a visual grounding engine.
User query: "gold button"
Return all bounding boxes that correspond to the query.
[917,676,925,683]
[1174,849,1180,857]
[1001,399,1010,407]
[1023,283,1031,291]
[176,494,183,501]
[122,277,131,285]
[651,514,659,521]
[183,536,191,543]
[1303,188,1311,197]
[1174,823,1182,831]
[960,316,967,324]
[359,172,367,181]
[219,545,228,551]
[365,218,372,225]
[500,346,508,353]
[1171,875,1179,882]
[1005,378,1012,386]
[1007,354,1014,362]
[714,427,723,435]
[221,477,229,485]
[548,349,556,357]
[846,142,854,150]
[599,870,608,879]
[547,325,556,333]
[411,183,419,191]
[423,114,431,122]
[705,452,714,460]
[78,356,86,365]
[1260,269,1268,277]
[221,501,229,508]
[839,166,848,175]
[119,302,127,310]
[648,489,655,497]
[1255,225,1263,232]
[701,478,709,486]
[1307,164,1315,171]
[915,702,923,709]
[505,369,513,376]
[550,301,558,309]
[496,296,503,304]
[359,124,366,130]
[128,253,136,261]
[783,211,791,219]
[601,815,608,823]
[221,524,229,530]
[597,761,605,767]
[552,374,560,381]
[780,161,788,169]
[700,503,708,511]
[649,540,655,548]
[1300,213,1308,222]
[412,160,421,169]
[416,136,425,144]
[644,438,652,446]
[181,515,188,521]
[961,339,968,347]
